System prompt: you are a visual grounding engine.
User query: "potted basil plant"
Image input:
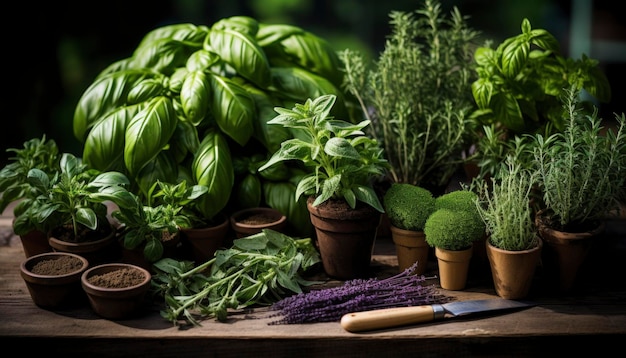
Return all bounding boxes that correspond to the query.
[258,94,389,280]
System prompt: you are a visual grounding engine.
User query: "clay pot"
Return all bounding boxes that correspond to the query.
[18,229,53,258]
[20,252,89,308]
[48,224,120,265]
[390,225,429,275]
[180,215,230,264]
[536,211,604,292]
[434,246,473,290]
[486,239,543,299]
[230,207,287,238]
[81,263,151,320]
[307,197,381,280]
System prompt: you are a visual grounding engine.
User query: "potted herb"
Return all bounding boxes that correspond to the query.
[72,16,347,233]
[423,189,485,290]
[112,180,208,266]
[31,153,134,265]
[258,94,389,280]
[382,183,435,275]
[530,87,626,291]
[474,156,542,299]
[0,136,60,257]
[341,0,479,193]
[469,17,612,179]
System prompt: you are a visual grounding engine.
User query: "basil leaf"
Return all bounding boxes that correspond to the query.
[209,75,255,146]
[207,25,271,88]
[181,71,210,125]
[192,129,234,220]
[73,69,154,141]
[124,96,177,175]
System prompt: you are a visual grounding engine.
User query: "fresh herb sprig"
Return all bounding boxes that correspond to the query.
[151,229,321,327]
[266,262,450,324]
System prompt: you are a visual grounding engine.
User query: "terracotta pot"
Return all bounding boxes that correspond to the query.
[18,229,53,258]
[390,225,429,275]
[20,252,89,308]
[307,197,381,280]
[434,246,473,290]
[536,212,604,292]
[486,239,543,299]
[230,207,287,238]
[119,231,182,272]
[81,263,151,320]
[180,215,230,264]
[48,225,120,265]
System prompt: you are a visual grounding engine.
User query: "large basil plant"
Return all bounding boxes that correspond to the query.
[73,16,346,234]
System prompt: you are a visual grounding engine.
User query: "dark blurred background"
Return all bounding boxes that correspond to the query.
[2,0,624,166]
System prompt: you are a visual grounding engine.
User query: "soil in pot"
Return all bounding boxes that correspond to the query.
[81,263,152,320]
[230,207,287,238]
[20,252,89,308]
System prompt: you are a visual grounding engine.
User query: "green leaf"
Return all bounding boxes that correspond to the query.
[73,69,154,141]
[208,75,255,146]
[135,151,179,197]
[124,96,178,175]
[207,24,271,88]
[76,207,98,230]
[492,92,524,133]
[180,71,211,125]
[501,40,529,78]
[83,104,141,172]
[192,129,234,220]
[324,137,360,160]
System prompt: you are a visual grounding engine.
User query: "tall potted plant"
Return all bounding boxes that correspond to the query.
[474,155,543,299]
[258,94,389,280]
[382,183,435,275]
[530,87,626,291]
[341,0,479,193]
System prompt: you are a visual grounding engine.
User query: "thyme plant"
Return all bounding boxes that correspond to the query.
[340,0,479,191]
[474,156,539,251]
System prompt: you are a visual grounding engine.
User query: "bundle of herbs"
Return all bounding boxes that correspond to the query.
[151,229,321,327]
[266,262,450,324]
[340,0,479,192]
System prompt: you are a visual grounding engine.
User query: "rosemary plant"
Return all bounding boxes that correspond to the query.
[474,156,539,251]
[340,0,479,191]
[531,87,626,231]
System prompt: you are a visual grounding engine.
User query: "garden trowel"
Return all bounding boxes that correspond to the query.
[340,299,535,332]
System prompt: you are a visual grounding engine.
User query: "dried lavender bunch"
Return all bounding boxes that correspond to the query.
[267,263,451,324]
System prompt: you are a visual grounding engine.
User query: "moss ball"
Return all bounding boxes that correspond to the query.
[424,209,484,250]
[383,183,435,231]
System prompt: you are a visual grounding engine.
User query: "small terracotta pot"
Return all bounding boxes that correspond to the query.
[19,229,53,258]
[81,263,151,320]
[180,215,230,264]
[434,246,473,290]
[486,239,543,299]
[390,225,429,275]
[20,252,89,308]
[230,207,287,238]
[49,225,120,265]
[307,197,381,280]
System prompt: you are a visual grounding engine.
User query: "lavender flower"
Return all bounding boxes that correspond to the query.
[267,262,451,324]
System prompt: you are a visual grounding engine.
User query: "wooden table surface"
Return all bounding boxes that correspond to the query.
[1,211,625,357]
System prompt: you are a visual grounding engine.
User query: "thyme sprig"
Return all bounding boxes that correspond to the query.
[151,229,321,327]
[267,262,450,324]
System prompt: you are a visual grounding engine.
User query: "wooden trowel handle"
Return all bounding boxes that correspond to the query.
[341,305,441,333]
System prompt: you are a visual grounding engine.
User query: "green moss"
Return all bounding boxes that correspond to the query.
[424,209,484,250]
[435,189,482,222]
[383,183,435,231]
